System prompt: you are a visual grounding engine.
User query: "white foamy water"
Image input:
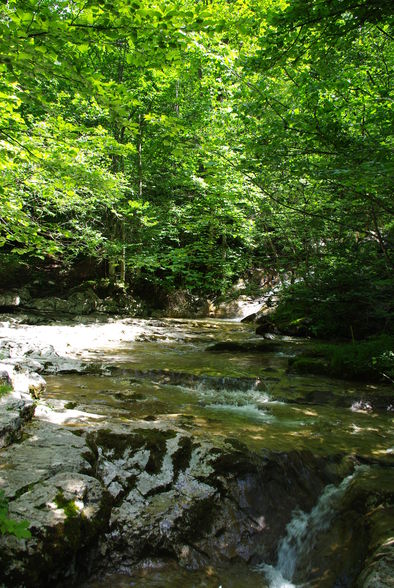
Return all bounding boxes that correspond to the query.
[208,402,274,421]
[180,383,275,420]
[261,566,296,588]
[257,466,368,587]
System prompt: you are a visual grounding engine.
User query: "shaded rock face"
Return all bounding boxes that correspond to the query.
[289,466,394,588]
[16,288,143,317]
[3,473,109,588]
[0,415,392,587]
[90,428,337,575]
[0,366,36,448]
[0,392,35,448]
[163,290,210,319]
[26,289,101,315]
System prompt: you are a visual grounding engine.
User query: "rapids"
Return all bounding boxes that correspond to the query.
[39,318,392,459]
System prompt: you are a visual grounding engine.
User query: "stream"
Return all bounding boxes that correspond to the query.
[1,316,393,587]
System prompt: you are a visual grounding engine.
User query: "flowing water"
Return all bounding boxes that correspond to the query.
[258,467,368,587]
[37,318,393,587]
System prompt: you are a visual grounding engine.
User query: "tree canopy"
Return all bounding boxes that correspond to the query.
[0,0,393,335]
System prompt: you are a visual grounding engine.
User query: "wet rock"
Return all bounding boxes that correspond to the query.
[358,538,394,587]
[110,366,265,392]
[89,426,338,574]
[289,465,394,588]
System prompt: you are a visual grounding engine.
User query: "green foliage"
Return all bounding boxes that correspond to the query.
[272,252,393,339]
[0,491,31,539]
[290,336,394,382]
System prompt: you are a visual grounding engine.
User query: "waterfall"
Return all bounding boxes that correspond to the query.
[257,466,367,587]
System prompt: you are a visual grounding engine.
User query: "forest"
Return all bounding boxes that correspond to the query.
[0,0,393,364]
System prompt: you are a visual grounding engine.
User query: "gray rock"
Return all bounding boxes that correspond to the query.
[0,421,94,500]
[357,539,394,587]
[26,289,100,315]
[0,472,109,588]
[0,418,108,587]
[0,360,46,396]
[0,392,35,448]
[89,427,337,576]
[164,290,210,318]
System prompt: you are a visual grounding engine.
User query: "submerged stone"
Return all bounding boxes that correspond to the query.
[206,340,282,353]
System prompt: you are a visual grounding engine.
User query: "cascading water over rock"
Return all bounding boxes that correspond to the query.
[258,466,369,587]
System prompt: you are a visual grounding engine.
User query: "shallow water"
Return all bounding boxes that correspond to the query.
[41,318,393,587]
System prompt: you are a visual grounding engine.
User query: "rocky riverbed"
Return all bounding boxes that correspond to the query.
[0,313,393,587]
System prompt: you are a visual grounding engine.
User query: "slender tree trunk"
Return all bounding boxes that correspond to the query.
[138,114,143,199]
[371,205,392,268]
[120,221,126,283]
[175,80,180,116]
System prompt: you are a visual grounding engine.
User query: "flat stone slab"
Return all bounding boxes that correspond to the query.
[0,421,94,500]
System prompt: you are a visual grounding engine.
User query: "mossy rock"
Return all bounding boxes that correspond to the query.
[288,355,331,377]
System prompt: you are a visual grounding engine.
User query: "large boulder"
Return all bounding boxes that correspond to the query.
[27,289,100,315]
[0,421,110,588]
[210,296,265,320]
[164,290,210,318]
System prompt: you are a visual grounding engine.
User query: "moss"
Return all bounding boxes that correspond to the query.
[207,341,282,353]
[0,384,12,398]
[55,491,79,519]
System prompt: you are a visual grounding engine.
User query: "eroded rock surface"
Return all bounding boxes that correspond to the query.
[87,427,340,576]
[0,391,35,448]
